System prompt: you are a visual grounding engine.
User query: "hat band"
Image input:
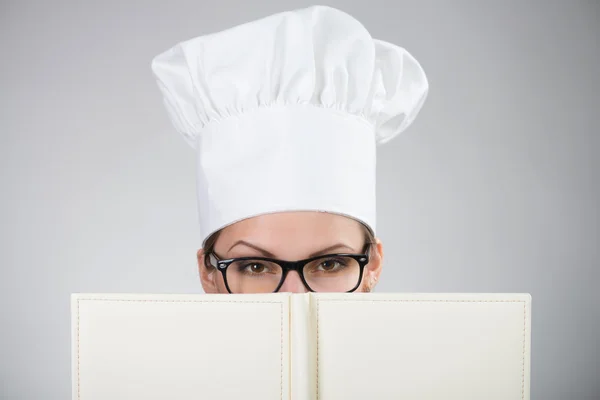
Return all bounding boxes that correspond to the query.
[195,104,377,245]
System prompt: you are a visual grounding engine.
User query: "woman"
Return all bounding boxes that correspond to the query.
[151,5,428,294]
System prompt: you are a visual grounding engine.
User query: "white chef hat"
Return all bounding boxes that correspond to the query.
[151,5,428,246]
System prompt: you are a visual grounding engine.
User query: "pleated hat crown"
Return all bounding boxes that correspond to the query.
[151,5,428,245]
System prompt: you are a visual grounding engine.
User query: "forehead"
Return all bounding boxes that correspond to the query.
[214,211,366,257]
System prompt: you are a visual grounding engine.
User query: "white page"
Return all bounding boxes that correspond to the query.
[73,292,531,400]
[72,293,290,400]
[312,293,531,400]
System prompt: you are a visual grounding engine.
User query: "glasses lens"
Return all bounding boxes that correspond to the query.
[225,259,283,293]
[303,255,362,292]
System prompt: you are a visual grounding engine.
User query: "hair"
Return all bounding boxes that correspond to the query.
[202,220,376,270]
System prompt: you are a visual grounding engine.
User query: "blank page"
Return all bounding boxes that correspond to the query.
[72,293,290,400]
[312,293,531,400]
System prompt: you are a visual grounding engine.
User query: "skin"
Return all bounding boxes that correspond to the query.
[197,211,384,293]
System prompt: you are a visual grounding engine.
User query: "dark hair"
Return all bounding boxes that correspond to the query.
[202,220,376,270]
[202,230,222,270]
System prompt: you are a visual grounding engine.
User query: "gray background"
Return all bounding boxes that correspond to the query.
[1,0,598,398]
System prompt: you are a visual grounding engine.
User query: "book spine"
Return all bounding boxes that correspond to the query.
[290,293,315,400]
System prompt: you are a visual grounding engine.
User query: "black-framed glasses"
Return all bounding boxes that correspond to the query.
[205,244,371,294]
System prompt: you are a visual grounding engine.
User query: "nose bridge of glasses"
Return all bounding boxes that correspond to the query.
[277,269,309,293]
[279,259,306,272]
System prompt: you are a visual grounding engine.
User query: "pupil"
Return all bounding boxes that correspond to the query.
[322,260,335,270]
[251,264,264,273]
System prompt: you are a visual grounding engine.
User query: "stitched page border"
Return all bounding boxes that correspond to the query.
[75,298,285,400]
[315,299,528,400]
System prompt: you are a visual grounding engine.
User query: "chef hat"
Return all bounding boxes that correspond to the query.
[151,5,428,246]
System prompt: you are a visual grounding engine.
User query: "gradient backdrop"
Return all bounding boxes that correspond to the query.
[1,1,598,399]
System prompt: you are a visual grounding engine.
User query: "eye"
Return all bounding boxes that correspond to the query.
[316,258,345,272]
[243,263,267,274]
[231,259,281,277]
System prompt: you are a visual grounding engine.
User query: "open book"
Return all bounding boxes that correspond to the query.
[72,293,531,399]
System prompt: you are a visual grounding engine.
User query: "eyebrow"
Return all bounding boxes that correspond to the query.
[308,244,356,258]
[226,241,357,259]
[227,240,276,258]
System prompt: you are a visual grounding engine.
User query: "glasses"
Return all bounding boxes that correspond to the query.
[206,245,371,294]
